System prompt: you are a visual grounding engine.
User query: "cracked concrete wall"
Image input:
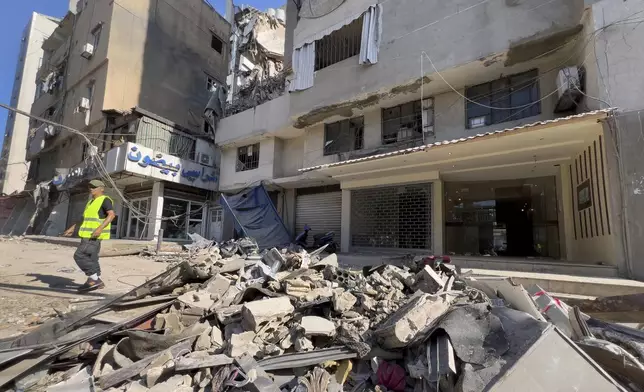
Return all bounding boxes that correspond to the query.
[588,0,644,111]
[289,0,584,120]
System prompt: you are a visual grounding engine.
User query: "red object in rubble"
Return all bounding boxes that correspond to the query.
[376,361,406,392]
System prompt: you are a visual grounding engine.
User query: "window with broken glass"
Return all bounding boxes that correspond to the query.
[161,198,205,240]
[211,35,224,54]
[465,69,540,129]
[381,101,423,145]
[323,117,364,156]
[206,76,217,92]
[168,133,196,161]
[236,143,260,172]
[315,17,363,71]
[124,197,151,240]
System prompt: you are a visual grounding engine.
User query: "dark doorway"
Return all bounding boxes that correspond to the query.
[495,193,534,257]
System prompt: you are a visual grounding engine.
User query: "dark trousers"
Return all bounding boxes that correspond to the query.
[73,238,102,276]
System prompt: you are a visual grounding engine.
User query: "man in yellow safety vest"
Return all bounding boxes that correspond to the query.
[63,179,115,292]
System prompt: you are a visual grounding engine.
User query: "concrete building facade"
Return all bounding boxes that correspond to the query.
[214,0,644,280]
[9,0,231,241]
[0,13,59,196]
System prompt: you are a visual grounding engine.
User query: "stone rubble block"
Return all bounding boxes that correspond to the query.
[241,296,294,331]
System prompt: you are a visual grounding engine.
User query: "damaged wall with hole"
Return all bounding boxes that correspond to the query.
[226,6,287,116]
[288,0,585,120]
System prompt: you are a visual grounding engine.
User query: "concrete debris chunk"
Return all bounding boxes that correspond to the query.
[374,294,451,349]
[194,326,213,351]
[415,265,446,293]
[241,296,294,331]
[294,336,315,352]
[311,253,339,268]
[210,325,224,348]
[177,290,215,311]
[300,316,337,337]
[228,331,262,357]
[332,289,357,313]
[205,275,231,297]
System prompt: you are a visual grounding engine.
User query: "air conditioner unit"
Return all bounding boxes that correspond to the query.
[199,152,213,166]
[555,67,583,113]
[81,43,94,59]
[556,67,580,99]
[77,97,90,111]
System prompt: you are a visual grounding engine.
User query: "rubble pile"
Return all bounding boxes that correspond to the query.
[1,237,643,391]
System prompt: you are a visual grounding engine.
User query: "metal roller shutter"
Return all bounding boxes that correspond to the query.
[295,191,342,248]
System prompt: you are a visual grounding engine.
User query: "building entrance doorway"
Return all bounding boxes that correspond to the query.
[444,177,559,258]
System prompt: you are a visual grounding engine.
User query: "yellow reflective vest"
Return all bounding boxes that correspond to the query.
[78,195,112,240]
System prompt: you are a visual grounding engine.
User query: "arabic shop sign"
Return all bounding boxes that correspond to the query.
[52,164,97,188]
[127,146,181,177]
[123,143,218,190]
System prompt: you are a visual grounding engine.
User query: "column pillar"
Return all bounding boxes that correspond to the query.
[341,188,351,253]
[147,181,164,241]
[283,189,297,238]
[559,164,575,261]
[432,180,444,255]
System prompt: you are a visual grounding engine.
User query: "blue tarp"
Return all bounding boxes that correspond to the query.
[220,184,291,250]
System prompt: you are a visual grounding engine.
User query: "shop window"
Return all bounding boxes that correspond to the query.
[125,197,150,239]
[236,143,259,172]
[315,17,363,71]
[382,101,422,145]
[162,198,204,240]
[465,69,540,129]
[324,117,364,156]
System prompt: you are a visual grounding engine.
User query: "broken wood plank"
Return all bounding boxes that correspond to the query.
[175,354,234,371]
[98,339,193,389]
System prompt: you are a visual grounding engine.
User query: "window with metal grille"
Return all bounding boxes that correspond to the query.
[466,69,540,129]
[168,133,196,161]
[237,143,260,172]
[211,34,223,54]
[351,184,432,250]
[315,17,363,71]
[324,117,364,156]
[381,101,423,145]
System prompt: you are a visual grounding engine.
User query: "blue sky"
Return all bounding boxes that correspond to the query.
[0,0,284,151]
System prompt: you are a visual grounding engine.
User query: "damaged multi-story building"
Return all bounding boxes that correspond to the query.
[215,0,644,280]
[226,4,287,115]
[1,0,231,241]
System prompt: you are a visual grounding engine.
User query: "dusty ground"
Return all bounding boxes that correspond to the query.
[0,238,166,339]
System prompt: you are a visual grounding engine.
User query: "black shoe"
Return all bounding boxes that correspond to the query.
[77,278,105,293]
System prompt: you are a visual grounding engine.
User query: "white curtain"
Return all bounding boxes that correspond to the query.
[359,4,383,65]
[289,42,316,92]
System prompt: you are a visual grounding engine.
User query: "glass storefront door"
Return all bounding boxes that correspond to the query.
[444,177,559,258]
